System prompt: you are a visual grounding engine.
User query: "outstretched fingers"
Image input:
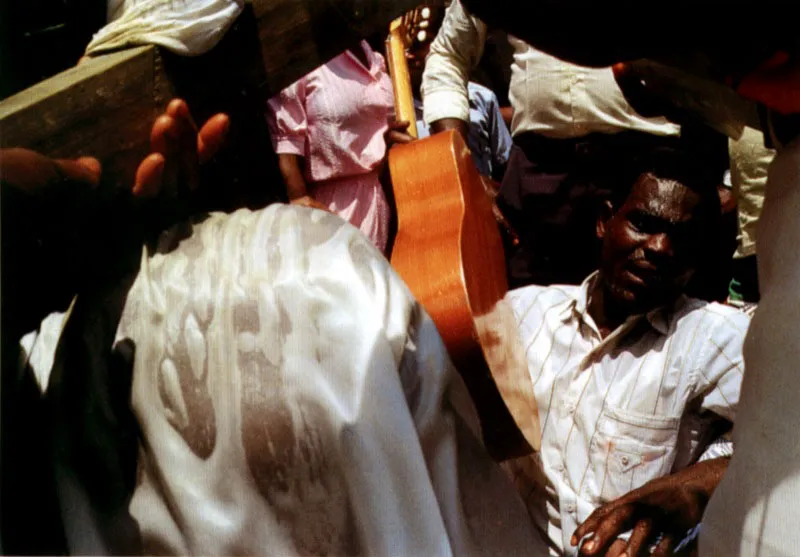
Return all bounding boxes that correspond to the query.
[197,113,230,164]
[385,119,415,146]
[134,98,230,198]
[132,153,166,198]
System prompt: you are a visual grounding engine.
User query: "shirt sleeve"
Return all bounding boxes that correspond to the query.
[698,433,734,461]
[265,78,308,156]
[421,0,487,124]
[486,89,513,169]
[692,308,750,423]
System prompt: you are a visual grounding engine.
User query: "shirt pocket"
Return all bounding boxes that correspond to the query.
[589,405,680,504]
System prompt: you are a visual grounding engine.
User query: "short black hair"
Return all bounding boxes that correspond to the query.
[611,145,722,225]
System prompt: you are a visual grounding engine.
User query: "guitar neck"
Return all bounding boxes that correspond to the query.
[385,19,418,139]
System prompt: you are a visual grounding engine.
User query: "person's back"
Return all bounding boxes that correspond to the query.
[52,204,546,555]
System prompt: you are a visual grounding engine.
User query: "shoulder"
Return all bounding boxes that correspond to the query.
[665,298,750,372]
[151,205,383,285]
[505,283,577,324]
[671,297,751,338]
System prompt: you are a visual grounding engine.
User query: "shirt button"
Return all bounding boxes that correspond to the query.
[567,404,576,415]
[566,503,576,513]
[621,456,630,466]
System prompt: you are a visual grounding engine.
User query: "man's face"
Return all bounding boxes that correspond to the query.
[598,174,705,313]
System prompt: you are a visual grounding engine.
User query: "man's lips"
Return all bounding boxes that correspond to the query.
[623,262,662,285]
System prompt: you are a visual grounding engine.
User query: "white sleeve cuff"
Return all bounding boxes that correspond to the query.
[699,439,734,461]
[273,136,306,156]
[422,89,471,125]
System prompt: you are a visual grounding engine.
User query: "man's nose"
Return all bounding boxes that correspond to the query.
[645,232,673,259]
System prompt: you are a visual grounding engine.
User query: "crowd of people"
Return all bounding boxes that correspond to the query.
[2,0,798,556]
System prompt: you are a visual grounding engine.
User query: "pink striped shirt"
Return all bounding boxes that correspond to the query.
[266,41,394,252]
[266,41,394,184]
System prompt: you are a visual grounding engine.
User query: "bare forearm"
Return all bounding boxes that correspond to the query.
[277,153,308,201]
[500,106,513,127]
[679,456,730,500]
[429,118,470,143]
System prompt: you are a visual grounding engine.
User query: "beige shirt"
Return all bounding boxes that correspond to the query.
[729,126,775,258]
[503,273,748,555]
[421,0,680,139]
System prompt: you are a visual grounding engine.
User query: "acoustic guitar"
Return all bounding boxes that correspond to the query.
[385,8,540,460]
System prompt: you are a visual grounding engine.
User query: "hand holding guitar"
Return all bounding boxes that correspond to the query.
[385,119,415,147]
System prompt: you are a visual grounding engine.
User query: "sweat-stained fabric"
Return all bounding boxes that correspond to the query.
[45,204,546,555]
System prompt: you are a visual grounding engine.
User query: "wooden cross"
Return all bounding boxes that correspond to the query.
[0,0,418,199]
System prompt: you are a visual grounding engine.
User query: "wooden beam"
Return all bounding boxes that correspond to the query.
[0,46,173,190]
[0,0,416,194]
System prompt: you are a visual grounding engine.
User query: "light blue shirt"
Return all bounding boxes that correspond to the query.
[415,82,512,179]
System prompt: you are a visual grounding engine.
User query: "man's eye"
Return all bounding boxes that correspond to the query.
[629,216,646,232]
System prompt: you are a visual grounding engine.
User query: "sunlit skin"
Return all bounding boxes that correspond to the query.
[593,174,706,333]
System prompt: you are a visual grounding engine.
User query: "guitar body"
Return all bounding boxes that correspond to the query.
[389,130,532,459]
[390,130,505,357]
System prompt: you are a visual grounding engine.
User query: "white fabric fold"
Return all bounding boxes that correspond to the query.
[85,0,244,57]
[116,205,545,555]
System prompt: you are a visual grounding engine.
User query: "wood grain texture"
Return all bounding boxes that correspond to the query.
[389,130,535,460]
[385,17,418,138]
[0,0,417,195]
[0,46,174,191]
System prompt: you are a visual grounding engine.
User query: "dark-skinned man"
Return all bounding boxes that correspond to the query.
[420,0,734,291]
[501,145,748,556]
[452,3,799,554]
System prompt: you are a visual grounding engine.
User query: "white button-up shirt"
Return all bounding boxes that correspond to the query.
[421,0,681,139]
[503,272,749,555]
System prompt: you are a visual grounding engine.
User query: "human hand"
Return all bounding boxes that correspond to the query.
[0,99,229,331]
[385,119,415,148]
[135,98,229,199]
[290,194,330,212]
[611,62,686,124]
[733,51,800,116]
[1,99,228,203]
[572,458,728,556]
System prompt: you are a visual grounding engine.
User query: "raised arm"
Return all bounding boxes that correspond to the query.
[421,0,486,140]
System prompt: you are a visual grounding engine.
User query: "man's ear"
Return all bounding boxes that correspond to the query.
[597,200,614,240]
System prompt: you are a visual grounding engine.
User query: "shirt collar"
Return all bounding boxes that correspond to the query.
[345,40,379,77]
[557,271,597,323]
[558,270,673,336]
